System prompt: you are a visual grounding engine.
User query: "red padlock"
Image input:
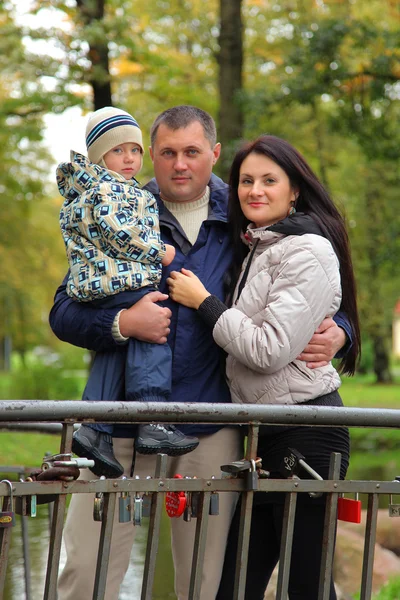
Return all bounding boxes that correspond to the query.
[337,495,362,523]
[165,474,187,518]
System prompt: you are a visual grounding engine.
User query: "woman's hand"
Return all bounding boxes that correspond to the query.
[167,268,210,309]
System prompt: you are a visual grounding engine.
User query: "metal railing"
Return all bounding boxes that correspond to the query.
[1,401,400,600]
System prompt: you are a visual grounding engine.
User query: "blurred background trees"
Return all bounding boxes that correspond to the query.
[0,0,399,382]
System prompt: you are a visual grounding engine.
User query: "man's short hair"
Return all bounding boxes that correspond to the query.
[150,105,217,148]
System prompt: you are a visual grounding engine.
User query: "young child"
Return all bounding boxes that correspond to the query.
[57,106,199,478]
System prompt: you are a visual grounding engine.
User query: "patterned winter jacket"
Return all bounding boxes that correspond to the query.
[58,152,166,301]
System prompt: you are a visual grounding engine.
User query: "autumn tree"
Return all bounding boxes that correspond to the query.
[217,0,244,178]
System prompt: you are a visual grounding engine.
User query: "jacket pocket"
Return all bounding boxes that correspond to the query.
[289,360,315,382]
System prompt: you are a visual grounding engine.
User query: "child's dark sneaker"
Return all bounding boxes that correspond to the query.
[72,425,124,478]
[135,424,199,456]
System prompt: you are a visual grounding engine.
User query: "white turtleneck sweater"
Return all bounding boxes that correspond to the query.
[162,187,210,245]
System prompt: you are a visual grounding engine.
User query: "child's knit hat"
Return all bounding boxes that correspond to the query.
[85,106,144,165]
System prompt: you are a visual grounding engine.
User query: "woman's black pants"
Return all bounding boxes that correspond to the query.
[216,409,349,600]
[216,499,337,600]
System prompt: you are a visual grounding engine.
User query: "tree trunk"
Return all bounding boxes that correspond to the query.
[372,334,392,383]
[77,0,113,109]
[217,0,244,180]
[364,181,393,383]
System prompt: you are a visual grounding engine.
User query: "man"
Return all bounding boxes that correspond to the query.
[50,106,349,600]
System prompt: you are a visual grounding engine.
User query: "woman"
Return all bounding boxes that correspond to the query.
[167,135,361,600]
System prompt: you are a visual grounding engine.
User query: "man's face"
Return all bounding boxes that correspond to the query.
[149,121,221,203]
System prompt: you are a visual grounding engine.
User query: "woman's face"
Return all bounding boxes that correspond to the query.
[238,152,297,228]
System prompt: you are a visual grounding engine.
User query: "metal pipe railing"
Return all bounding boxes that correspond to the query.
[1,402,399,600]
[0,400,399,428]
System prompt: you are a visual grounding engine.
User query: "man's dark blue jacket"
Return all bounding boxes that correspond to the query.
[49,174,352,437]
[50,174,233,436]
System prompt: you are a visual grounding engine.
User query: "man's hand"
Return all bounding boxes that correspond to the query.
[119,291,171,344]
[297,317,346,369]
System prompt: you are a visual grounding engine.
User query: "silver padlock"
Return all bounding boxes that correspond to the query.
[246,459,258,491]
[209,492,219,516]
[119,487,131,523]
[183,490,192,522]
[142,493,151,518]
[133,494,143,526]
[388,495,400,517]
[93,476,106,522]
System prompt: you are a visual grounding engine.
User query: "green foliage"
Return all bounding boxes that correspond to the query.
[353,577,400,600]
[0,347,88,401]
[0,432,59,469]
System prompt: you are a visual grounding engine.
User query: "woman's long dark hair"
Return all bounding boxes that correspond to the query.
[227,135,361,375]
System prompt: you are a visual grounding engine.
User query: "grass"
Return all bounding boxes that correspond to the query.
[0,432,59,473]
[339,373,400,409]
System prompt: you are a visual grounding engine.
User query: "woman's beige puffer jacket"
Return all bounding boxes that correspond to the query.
[213,225,342,405]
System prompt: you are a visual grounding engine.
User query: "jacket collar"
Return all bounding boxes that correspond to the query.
[245,213,324,246]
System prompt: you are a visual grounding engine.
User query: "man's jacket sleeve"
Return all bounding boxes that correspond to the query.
[333,310,353,358]
[49,273,120,352]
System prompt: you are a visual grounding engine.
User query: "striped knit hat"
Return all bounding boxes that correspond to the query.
[85,106,144,165]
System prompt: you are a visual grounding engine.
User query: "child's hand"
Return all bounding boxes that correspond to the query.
[167,268,210,309]
[161,244,176,266]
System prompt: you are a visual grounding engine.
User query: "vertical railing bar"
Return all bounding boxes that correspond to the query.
[59,422,74,454]
[92,491,117,600]
[141,453,168,600]
[233,423,259,600]
[0,491,13,593]
[43,494,67,600]
[360,493,379,600]
[43,423,74,600]
[275,491,298,599]
[21,514,32,599]
[318,452,341,600]
[19,473,32,600]
[188,491,211,600]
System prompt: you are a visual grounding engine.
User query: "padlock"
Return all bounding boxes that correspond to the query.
[119,492,131,523]
[141,476,152,518]
[0,480,15,528]
[246,459,258,491]
[133,495,143,526]
[165,474,187,518]
[209,492,219,516]
[280,448,301,478]
[337,494,362,523]
[93,476,106,522]
[388,495,400,517]
[93,492,104,522]
[118,477,131,523]
[191,492,200,518]
[183,489,192,522]
[142,493,151,518]
[28,494,37,518]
